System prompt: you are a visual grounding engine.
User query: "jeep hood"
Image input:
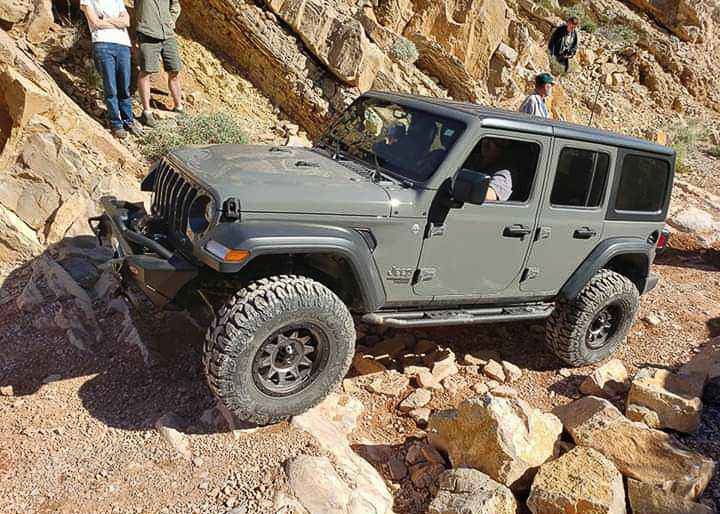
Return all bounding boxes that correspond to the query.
[167,145,392,217]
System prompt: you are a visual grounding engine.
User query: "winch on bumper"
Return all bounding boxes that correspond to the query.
[90,196,198,307]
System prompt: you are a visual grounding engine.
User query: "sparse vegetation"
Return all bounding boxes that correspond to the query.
[388,36,419,65]
[708,146,720,158]
[563,4,597,33]
[670,120,704,173]
[139,112,248,159]
[596,24,639,49]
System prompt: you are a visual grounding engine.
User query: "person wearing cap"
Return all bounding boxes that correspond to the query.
[549,16,580,74]
[519,73,554,119]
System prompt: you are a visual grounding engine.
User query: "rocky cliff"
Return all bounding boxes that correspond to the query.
[0,0,719,266]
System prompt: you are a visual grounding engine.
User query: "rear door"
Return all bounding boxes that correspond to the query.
[521,139,616,294]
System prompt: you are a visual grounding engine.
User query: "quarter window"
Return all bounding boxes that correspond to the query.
[550,148,610,208]
[615,155,670,212]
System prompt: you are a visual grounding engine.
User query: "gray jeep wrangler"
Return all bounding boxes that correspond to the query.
[92,91,674,424]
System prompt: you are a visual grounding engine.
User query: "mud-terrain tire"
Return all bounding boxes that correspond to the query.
[546,269,639,367]
[204,275,355,425]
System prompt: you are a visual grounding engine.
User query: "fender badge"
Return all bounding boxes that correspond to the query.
[411,224,421,235]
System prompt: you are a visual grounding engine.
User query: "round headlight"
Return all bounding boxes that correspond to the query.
[188,195,214,234]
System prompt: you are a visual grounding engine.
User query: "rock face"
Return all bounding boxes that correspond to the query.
[624,0,702,41]
[627,479,716,514]
[626,367,705,433]
[289,394,393,514]
[553,396,714,499]
[429,468,517,514]
[579,359,630,399]
[0,30,142,264]
[527,447,626,514]
[428,393,562,488]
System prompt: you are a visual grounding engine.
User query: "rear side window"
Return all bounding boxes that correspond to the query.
[550,148,610,208]
[615,155,670,212]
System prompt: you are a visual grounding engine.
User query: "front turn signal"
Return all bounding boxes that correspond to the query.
[205,241,250,262]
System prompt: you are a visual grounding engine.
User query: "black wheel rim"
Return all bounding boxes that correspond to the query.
[252,324,329,397]
[586,303,621,350]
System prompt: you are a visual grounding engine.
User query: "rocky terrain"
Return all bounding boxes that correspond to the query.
[2,0,720,513]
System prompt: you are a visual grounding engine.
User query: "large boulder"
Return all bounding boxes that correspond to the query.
[626,367,705,433]
[429,468,517,514]
[627,479,716,514]
[553,396,714,499]
[527,447,626,514]
[624,0,702,41]
[288,394,393,514]
[428,393,562,488]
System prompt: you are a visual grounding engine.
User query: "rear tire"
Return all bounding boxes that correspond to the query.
[546,269,639,367]
[204,275,355,425]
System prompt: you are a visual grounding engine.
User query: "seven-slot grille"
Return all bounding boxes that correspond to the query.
[151,159,201,235]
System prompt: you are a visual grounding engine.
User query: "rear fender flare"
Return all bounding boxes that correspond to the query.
[559,238,654,301]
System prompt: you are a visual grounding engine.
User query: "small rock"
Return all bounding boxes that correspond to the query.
[399,389,432,412]
[483,360,506,382]
[644,313,662,326]
[429,468,517,514]
[155,413,192,460]
[472,382,489,395]
[409,407,431,428]
[0,385,14,397]
[367,371,410,397]
[491,386,519,398]
[501,361,522,383]
[431,351,459,382]
[579,359,630,399]
[387,455,408,481]
[192,457,204,467]
[527,447,626,514]
[627,479,715,514]
[352,354,387,375]
[409,462,445,489]
[463,353,486,366]
[626,367,704,433]
[558,368,573,378]
[416,369,442,390]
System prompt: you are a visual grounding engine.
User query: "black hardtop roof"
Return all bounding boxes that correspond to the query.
[366,90,675,157]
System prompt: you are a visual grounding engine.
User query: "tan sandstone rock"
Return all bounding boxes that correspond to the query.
[399,388,431,412]
[626,367,705,433]
[553,396,714,499]
[579,359,630,398]
[428,393,562,488]
[429,468,517,514]
[627,479,716,514]
[527,447,626,514]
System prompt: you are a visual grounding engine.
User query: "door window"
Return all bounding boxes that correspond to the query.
[460,137,541,203]
[615,154,670,212]
[550,148,610,208]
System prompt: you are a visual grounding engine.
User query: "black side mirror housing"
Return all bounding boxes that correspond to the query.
[452,169,490,206]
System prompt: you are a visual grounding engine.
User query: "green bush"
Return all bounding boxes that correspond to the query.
[139,112,249,160]
[670,121,702,173]
[563,4,597,33]
[708,146,720,158]
[596,25,638,49]
[388,36,419,65]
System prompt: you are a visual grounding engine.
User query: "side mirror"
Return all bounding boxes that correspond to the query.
[452,169,491,206]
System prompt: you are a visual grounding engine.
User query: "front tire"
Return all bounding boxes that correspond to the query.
[546,269,639,367]
[204,275,355,425]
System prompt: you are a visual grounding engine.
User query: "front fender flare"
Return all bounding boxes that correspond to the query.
[197,221,386,312]
[559,237,655,301]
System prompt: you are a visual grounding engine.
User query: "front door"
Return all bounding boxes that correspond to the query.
[520,139,616,294]
[413,132,550,298]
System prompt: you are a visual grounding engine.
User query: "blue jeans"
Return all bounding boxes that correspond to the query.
[93,42,133,129]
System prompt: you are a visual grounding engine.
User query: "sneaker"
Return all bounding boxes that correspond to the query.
[173,105,186,115]
[112,127,128,140]
[141,110,157,128]
[125,122,144,137]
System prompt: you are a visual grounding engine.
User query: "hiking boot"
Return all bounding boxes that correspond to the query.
[112,127,128,140]
[173,105,186,115]
[141,110,157,128]
[125,122,144,137]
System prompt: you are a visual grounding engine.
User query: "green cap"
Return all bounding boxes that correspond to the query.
[536,73,555,86]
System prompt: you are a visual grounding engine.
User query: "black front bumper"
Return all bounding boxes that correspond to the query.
[91,196,198,306]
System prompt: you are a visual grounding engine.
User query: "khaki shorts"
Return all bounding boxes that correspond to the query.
[137,32,182,74]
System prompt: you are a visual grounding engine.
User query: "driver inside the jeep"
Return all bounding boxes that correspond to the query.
[475,138,514,202]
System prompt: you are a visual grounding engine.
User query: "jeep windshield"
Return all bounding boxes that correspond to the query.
[319,97,466,182]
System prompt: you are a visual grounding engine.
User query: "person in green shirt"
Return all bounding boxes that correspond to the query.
[135,0,183,127]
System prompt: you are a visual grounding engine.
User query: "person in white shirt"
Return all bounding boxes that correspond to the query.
[519,73,554,119]
[79,0,142,139]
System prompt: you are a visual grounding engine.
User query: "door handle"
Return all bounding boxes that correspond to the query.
[503,224,532,238]
[573,227,598,239]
